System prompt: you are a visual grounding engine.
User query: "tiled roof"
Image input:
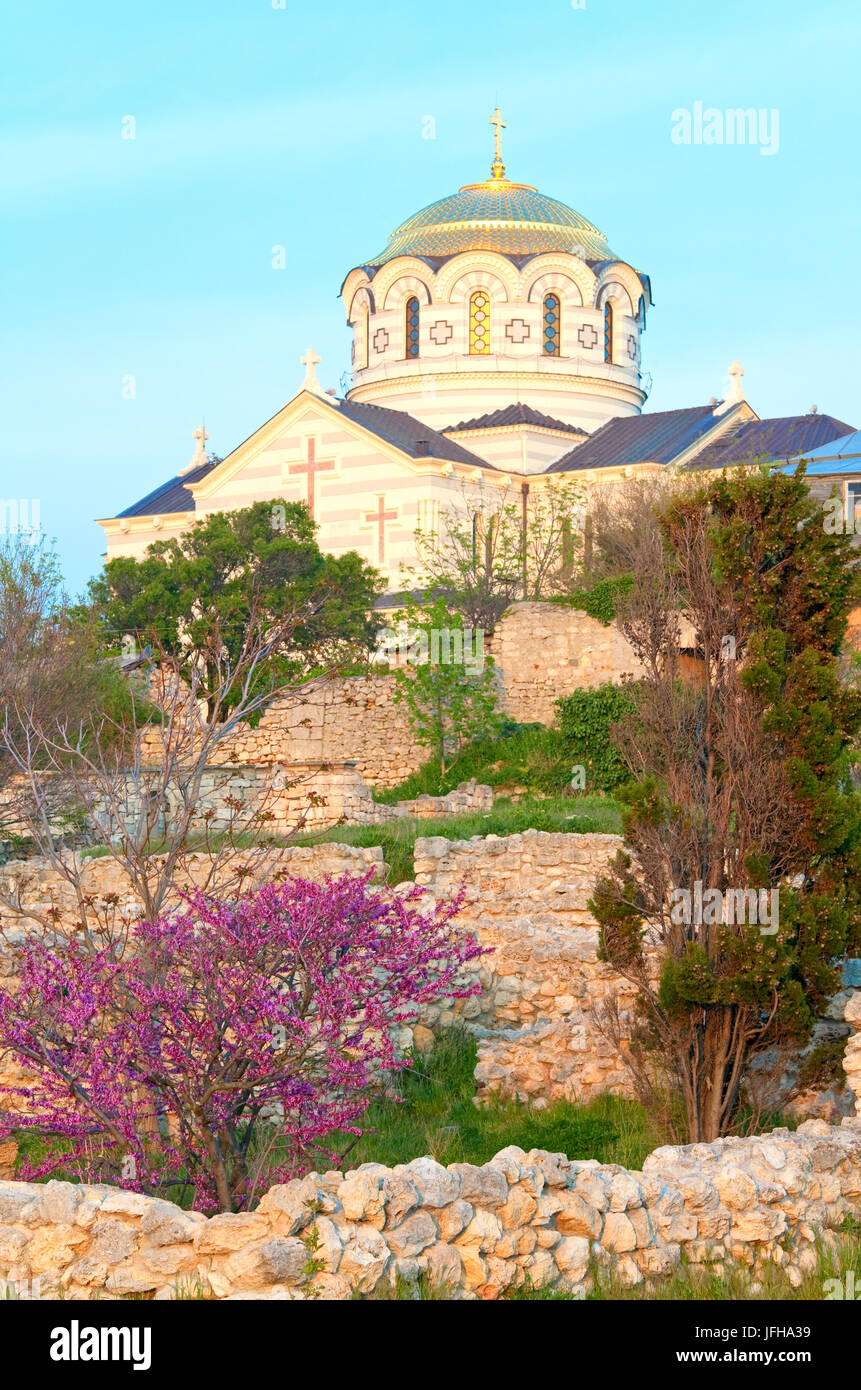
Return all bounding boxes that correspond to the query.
[115,458,220,518]
[686,414,857,470]
[444,403,584,434]
[334,399,492,466]
[547,404,723,473]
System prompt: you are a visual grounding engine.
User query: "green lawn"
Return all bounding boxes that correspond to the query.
[317,1027,662,1174]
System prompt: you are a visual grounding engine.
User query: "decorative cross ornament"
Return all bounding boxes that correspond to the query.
[191,426,209,463]
[372,327,389,354]
[288,437,335,519]
[365,495,398,564]
[505,318,530,344]
[429,320,453,345]
[577,324,599,350]
[301,347,324,395]
[178,425,210,475]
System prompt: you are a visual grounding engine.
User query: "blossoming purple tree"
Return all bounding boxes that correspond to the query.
[0,873,482,1212]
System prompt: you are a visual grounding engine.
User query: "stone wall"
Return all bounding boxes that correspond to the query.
[1,1118,859,1300]
[93,763,492,841]
[181,602,645,788]
[3,829,857,1117]
[488,601,645,726]
[0,842,384,940]
[414,830,638,1104]
[214,676,424,787]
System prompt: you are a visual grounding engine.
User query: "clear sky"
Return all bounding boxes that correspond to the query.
[2,0,859,595]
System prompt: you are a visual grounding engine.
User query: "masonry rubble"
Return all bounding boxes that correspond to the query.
[0,1119,859,1300]
[2,832,859,1118]
[149,601,645,789]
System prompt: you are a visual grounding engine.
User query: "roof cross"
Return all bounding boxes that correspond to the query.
[490,107,506,178]
[301,347,324,395]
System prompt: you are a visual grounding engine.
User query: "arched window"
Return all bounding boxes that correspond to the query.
[405,296,420,358]
[469,290,491,354]
[603,301,614,363]
[542,294,561,356]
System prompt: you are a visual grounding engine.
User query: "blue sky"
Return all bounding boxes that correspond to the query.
[2,0,859,594]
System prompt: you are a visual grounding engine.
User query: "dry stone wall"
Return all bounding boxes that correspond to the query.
[414,830,639,1104]
[488,601,645,726]
[1,1119,859,1300]
[3,830,857,1116]
[216,676,424,787]
[184,602,646,788]
[95,762,492,840]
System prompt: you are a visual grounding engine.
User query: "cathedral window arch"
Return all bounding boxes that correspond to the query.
[469,290,491,354]
[542,293,561,356]
[405,296,420,358]
[603,301,614,363]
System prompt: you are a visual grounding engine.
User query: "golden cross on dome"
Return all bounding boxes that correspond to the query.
[490,107,506,178]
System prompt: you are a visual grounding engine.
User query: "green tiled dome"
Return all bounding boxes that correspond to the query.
[365,176,617,267]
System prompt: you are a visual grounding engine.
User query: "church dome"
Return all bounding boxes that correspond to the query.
[365,175,618,267]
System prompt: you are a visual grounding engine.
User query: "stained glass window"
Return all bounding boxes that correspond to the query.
[405,296,420,358]
[543,294,560,356]
[603,301,614,363]
[469,290,491,354]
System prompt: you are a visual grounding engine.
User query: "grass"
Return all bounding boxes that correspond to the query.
[372,721,586,802]
[318,1028,662,1173]
[289,792,622,884]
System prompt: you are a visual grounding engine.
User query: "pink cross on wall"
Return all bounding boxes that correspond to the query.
[288,437,335,519]
[365,495,399,564]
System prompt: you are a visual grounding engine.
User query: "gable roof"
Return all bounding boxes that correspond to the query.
[116,458,220,519]
[333,398,490,466]
[547,404,724,473]
[685,414,856,471]
[443,403,584,434]
[111,398,492,521]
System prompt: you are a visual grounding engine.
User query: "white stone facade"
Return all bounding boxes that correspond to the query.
[341,251,648,436]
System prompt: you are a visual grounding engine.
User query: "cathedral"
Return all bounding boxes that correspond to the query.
[99,112,857,587]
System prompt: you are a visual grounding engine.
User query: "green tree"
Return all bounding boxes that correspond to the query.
[391,599,502,776]
[88,500,382,719]
[588,466,861,1141]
